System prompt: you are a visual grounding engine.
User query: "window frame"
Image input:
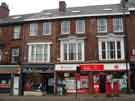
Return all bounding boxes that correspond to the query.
[76,19,85,33]
[97,17,107,33]
[98,38,125,61]
[113,16,123,32]
[60,40,85,62]
[28,42,51,63]
[43,22,52,35]
[11,48,20,64]
[29,23,38,36]
[61,21,70,34]
[13,26,21,39]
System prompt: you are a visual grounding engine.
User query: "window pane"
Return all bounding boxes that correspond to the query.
[44,45,48,61]
[61,21,69,34]
[113,17,123,32]
[30,23,38,35]
[64,43,68,60]
[78,43,82,60]
[69,43,76,60]
[36,45,43,61]
[101,42,106,59]
[109,41,115,59]
[11,48,19,63]
[43,22,51,35]
[13,26,21,39]
[117,41,121,59]
[97,18,107,32]
[76,20,85,33]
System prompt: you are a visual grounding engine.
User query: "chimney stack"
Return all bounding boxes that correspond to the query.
[0,2,9,18]
[59,1,66,12]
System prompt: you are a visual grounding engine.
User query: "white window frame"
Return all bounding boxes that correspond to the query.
[61,21,70,34]
[29,23,38,36]
[113,17,123,32]
[13,26,21,39]
[98,37,125,61]
[11,48,20,64]
[76,19,85,33]
[43,22,52,35]
[60,40,84,62]
[28,42,51,63]
[97,18,107,33]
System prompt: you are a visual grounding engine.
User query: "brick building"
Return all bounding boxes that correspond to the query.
[0,0,135,96]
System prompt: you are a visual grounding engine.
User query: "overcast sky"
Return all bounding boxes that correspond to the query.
[0,0,121,15]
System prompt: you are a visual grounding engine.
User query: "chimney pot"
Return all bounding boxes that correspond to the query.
[59,1,66,12]
[0,2,9,18]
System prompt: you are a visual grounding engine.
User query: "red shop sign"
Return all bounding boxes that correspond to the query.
[80,64,104,71]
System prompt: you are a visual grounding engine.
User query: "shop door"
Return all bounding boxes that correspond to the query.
[99,75,106,93]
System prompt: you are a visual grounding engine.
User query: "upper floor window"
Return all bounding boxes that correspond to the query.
[60,40,84,62]
[29,23,38,36]
[98,35,125,61]
[76,19,85,33]
[28,43,51,63]
[13,26,21,39]
[11,48,20,64]
[113,17,123,32]
[97,18,107,33]
[61,21,70,34]
[43,22,52,35]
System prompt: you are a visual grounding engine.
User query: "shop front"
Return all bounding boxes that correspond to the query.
[55,64,89,95]
[22,64,54,96]
[0,65,21,95]
[79,63,129,94]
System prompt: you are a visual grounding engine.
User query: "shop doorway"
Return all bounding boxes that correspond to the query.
[99,74,106,93]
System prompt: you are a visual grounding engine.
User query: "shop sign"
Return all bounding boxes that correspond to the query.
[55,64,79,71]
[80,64,104,71]
[104,63,129,71]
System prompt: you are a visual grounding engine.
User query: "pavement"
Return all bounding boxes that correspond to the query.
[0,94,135,101]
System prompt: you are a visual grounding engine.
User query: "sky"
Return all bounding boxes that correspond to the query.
[0,0,121,15]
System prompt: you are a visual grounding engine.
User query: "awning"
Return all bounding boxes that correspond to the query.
[0,65,21,74]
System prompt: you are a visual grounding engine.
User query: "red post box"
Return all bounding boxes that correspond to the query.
[105,82,112,97]
[93,83,100,96]
[113,81,119,96]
